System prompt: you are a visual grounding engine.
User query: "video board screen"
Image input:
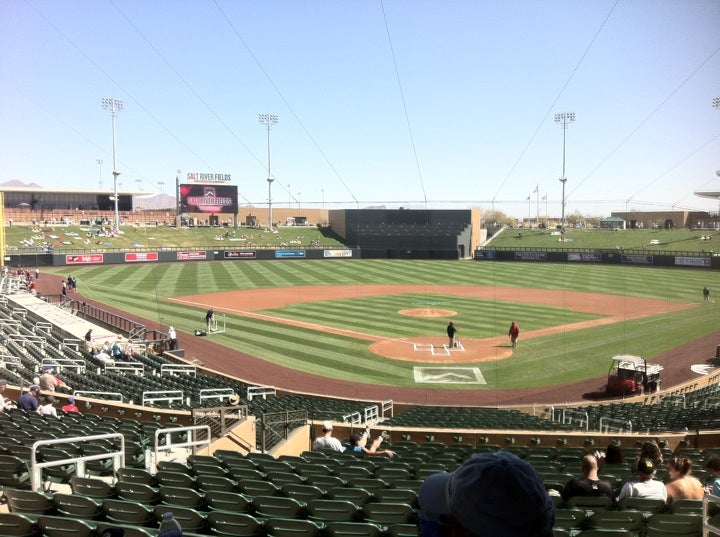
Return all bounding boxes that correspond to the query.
[179,184,238,214]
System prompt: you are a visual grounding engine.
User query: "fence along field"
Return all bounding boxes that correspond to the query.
[43,257,719,396]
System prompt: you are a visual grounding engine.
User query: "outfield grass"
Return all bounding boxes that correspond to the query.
[44,260,720,391]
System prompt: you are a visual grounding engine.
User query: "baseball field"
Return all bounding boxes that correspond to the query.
[44,259,719,400]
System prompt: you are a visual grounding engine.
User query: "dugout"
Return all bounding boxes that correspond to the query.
[328,208,482,259]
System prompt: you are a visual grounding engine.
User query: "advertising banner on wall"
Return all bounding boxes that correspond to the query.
[177,251,207,261]
[180,184,238,214]
[125,252,158,262]
[224,251,256,259]
[66,254,104,264]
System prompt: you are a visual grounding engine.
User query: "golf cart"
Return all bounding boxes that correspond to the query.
[606,355,663,396]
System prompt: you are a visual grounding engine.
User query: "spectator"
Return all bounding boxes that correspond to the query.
[158,511,183,537]
[168,326,178,350]
[38,395,58,417]
[616,458,667,502]
[111,336,123,361]
[349,428,395,457]
[562,454,614,502]
[313,421,345,452]
[637,440,664,467]
[603,441,625,465]
[706,454,720,496]
[419,451,554,537]
[84,329,93,352]
[18,385,40,411]
[61,396,80,414]
[666,456,704,503]
[38,366,58,392]
[0,379,13,411]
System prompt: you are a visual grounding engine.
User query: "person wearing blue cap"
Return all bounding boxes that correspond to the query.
[62,396,79,414]
[419,451,554,537]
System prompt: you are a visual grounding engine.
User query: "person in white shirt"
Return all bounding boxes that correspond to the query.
[38,395,58,418]
[313,421,345,452]
[616,457,667,502]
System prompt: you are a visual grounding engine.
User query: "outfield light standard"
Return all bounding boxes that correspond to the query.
[555,111,575,240]
[101,97,123,232]
[96,159,103,189]
[259,113,279,230]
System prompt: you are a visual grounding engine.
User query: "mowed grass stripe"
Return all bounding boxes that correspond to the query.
[265,294,601,339]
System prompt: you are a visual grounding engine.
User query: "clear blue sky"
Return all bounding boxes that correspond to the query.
[1,0,719,219]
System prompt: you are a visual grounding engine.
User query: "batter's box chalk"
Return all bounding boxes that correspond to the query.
[413,343,434,352]
[413,367,486,384]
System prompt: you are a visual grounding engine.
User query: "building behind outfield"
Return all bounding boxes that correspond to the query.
[328,208,483,259]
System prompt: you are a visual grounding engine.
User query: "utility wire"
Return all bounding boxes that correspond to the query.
[380,0,427,208]
[491,0,619,205]
[212,0,360,207]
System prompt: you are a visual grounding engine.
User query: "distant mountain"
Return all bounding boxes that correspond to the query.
[133,194,177,210]
[1,180,43,188]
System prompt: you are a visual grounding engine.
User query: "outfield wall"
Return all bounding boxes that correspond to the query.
[475,248,720,270]
[8,248,362,267]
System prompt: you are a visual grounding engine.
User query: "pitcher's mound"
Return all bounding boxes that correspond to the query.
[399,308,456,317]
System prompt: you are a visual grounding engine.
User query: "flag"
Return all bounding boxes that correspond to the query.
[542,194,547,200]
[527,195,531,201]
[533,185,538,193]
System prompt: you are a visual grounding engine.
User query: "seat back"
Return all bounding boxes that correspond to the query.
[307,499,361,522]
[0,512,39,537]
[4,489,56,515]
[53,492,103,519]
[207,511,263,537]
[37,515,96,537]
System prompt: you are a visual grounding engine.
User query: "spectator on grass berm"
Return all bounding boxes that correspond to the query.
[616,458,667,502]
[419,451,554,537]
[561,454,614,502]
[38,395,58,417]
[18,385,40,411]
[349,427,395,457]
[666,456,704,503]
[446,321,457,348]
[313,421,345,452]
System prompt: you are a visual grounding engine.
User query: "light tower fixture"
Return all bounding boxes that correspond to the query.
[554,112,575,240]
[258,113,279,230]
[96,159,103,189]
[101,97,124,231]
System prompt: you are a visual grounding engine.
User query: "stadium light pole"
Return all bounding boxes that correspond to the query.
[101,97,123,232]
[96,159,103,189]
[176,169,181,226]
[555,112,575,240]
[259,113,278,231]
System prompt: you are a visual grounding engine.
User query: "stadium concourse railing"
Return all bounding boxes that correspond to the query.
[476,245,718,257]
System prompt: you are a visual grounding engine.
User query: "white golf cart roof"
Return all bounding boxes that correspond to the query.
[611,355,664,375]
